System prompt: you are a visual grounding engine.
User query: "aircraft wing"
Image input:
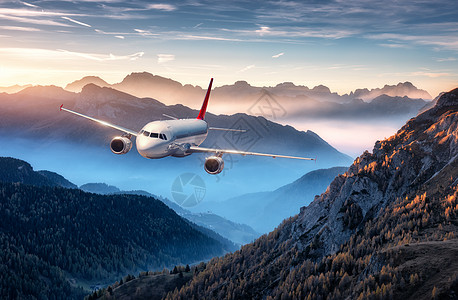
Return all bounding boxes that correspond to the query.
[188,146,315,160]
[60,105,138,136]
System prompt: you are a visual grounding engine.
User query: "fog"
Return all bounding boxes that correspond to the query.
[283,117,407,158]
[0,136,344,207]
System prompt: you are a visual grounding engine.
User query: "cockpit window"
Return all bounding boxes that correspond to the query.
[150,132,159,138]
[143,131,150,136]
[160,134,167,140]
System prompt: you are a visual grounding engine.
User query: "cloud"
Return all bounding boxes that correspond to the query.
[0,13,71,27]
[61,17,91,27]
[134,28,158,36]
[368,33,458,51]
[21,1,39,8]
[179,35,241,42]
[272,52,284,58]
[157,54,175,64]
[378,43,409,49]
[239,65,255,72]
[0,8,81,27]
[225,26,357,39]
[147,4,177,11]
[0,48,144,61]
[256,26,271,36]
[0,25,40,32]
[115,35,125,39]
[435,57,456,62]
[410,71,450,78]
[379,70,451,78]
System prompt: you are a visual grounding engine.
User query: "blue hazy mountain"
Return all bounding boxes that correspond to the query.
[78,182,260,246]
[0,156,256,246]
[0,156,235,298]
[200,166,349,233]
[80,182,121,194]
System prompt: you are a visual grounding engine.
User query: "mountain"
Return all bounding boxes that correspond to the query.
[65,73,432,105]
[0,157,63,187]
[0,84,32,94]
[350,81,432,101]
[61,73,432,121]
[37,170,78,189]
[201,166,348,233]
[65,76,110,92]
[80,182,121,194]
[0,158,232,299]
[151,88,458,299]
[77,182,259,246]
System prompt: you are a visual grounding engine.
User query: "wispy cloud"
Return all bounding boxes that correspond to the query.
[368,33,458,51]
[147,4,177,11]
[21,1,39,8]
[57,49,144,61]
[411,71,450,78]
[379,70,451,78]
[0,25,40,32]
[0,48,144,61]
[272,52,284,58]
[157,54,175,64]
[239,65,255,72]
[378,43,409,49]
[179,35,242,42]
[134,28,158,36]
[436,57,456,62]
[224,26,357,39]
[61,17,91,27]
[0,8,80,27]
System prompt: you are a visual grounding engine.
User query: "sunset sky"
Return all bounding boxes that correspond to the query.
[0,0,457,98]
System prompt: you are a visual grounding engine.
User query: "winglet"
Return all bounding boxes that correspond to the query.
[60,104,63,111]
[197,78,213,120]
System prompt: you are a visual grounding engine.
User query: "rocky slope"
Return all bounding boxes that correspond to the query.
[160,88,458,299]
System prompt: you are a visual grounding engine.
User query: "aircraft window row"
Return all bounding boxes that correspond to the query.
[139,130,167,140]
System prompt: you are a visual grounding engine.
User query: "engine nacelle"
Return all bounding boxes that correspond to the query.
[110,136,132,154]
[204,156,224,175]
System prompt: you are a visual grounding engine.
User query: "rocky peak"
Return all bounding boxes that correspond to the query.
[435,88,458,108]
[287,88,458,258]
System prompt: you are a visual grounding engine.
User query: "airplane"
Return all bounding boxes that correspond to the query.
[60,78,315,175]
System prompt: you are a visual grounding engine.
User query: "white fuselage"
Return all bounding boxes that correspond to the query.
[136,119,208,158]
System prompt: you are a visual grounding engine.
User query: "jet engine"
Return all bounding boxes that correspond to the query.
[204,156,224,175]
[110,136,132,154]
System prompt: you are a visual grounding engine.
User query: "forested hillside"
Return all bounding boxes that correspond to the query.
[162,89,458,299]
[0,181,228,299]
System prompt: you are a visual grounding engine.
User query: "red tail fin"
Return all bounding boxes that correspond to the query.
[197,78,213,120]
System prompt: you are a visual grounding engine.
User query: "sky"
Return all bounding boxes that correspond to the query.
[0,0,457,98]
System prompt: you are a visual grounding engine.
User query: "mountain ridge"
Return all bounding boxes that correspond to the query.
[64,72,432,102]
